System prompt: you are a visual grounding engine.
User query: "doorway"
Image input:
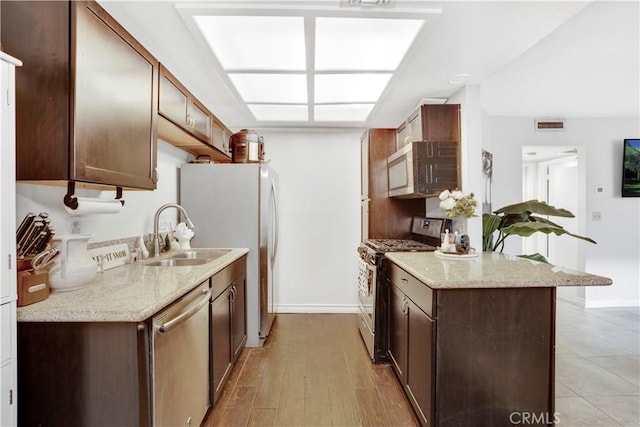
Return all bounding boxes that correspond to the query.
[522,146,586,304]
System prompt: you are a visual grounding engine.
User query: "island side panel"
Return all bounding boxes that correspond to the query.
[17,321,151,426]
[434,287,555,427]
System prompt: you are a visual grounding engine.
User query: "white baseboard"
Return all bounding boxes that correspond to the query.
[584,299,640,308]
[275,304,359,314]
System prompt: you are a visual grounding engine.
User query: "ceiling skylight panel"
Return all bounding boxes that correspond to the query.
[248,104,308,121]
[228,74,307,103]
[194,16,306,70]
[315,17,424,71]
[315,74,392,103]
[315,104,374,122]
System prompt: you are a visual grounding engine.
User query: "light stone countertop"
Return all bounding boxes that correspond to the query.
[385,251,613,289]
[17,248,249,323]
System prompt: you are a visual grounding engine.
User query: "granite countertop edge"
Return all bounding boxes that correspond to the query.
[17,248,249,323]
[385,252,613,290]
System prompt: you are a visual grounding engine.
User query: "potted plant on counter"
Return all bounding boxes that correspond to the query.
[439,189,477,253]
[482,200,596,263]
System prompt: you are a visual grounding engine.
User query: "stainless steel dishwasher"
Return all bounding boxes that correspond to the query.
[151,281,211,426]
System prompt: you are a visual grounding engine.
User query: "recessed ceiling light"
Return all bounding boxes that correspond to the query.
[228,74,307,103]
[315,17,424,71]
[194,16,306,70]
[247,104,308,121]
[449,73,471,84]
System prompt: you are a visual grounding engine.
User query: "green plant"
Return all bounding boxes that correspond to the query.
[482,200,596,263]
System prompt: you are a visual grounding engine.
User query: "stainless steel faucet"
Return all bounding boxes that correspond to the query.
[153,203,195,257]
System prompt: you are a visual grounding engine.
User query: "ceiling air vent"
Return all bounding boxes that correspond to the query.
[342,0,391,7]
[534,118,566,131]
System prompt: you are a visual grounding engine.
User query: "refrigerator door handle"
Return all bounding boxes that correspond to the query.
[270,179,279,265]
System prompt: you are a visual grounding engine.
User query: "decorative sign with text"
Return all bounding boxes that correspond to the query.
[88,243,130,272]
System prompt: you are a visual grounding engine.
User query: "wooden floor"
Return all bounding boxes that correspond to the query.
[203,313,419,427]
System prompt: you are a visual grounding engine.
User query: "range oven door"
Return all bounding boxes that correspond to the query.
[357,256,376,358]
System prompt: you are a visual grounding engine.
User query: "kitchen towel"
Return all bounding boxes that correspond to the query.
[358,258,370,297]
[64,197,123,215]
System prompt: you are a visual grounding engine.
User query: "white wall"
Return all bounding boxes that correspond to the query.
[16,129,363,314]
[257,128,363,313]
[16,141,190,242]
[483,116,640,307]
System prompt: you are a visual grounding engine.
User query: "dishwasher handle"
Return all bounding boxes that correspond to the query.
[156,288,212,334]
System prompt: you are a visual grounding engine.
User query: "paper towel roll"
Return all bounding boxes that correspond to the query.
[64,197,123,215]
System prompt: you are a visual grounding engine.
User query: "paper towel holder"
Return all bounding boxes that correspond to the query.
[63,181,126,210]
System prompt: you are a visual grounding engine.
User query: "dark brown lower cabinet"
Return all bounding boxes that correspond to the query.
[406,297,434,425]
[211,286,233,403]
[231,274,247,361]
[386,262,555,427]
[17,322,151,427]
[17,256,247,426]
[389,283,434,427]
[210,257,247,404]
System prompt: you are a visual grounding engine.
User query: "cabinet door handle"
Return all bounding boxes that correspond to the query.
[152,168,159,184]
[401,298,409,315]
[230,285,236,302]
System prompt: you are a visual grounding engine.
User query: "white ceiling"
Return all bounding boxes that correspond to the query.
[99,0,640,130]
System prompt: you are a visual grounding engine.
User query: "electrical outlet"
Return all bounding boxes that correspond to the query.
[592,211,602,221]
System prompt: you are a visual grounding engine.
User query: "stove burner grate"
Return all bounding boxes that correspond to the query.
[365,239,435,252]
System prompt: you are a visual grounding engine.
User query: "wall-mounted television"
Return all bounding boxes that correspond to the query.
[622,138,640,197]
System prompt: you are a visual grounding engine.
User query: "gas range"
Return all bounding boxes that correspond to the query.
[357,216,450,362]
[364,239,436,253]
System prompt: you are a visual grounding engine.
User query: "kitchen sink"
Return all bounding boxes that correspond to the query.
[168,249,231,261]
[144,258,212,267]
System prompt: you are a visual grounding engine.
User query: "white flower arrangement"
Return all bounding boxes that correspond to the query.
[439,189,477,218]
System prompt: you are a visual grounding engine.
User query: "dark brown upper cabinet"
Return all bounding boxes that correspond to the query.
[211,116,232,157]
[396,104,461,149]
[157,64,232,162]
[1,1,159,190]
[159,65,211,143]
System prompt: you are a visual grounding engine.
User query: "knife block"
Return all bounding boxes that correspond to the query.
[17,270,50,307]
[17,255,35,272]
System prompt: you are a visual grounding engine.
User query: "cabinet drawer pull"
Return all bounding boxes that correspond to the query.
[401,278,408,283]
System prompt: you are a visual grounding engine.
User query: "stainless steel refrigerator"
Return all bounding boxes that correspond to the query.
[180,162,279,347]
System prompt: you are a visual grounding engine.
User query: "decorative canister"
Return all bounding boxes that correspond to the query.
[230,129,262,163]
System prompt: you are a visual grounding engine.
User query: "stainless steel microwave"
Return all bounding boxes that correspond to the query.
[387,141,459,198]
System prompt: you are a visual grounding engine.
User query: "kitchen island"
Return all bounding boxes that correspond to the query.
[16,248,249,427]
[383,251,612,427]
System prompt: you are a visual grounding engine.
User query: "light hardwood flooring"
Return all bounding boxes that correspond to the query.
[203,313,418,427]
[204,301,639,427]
